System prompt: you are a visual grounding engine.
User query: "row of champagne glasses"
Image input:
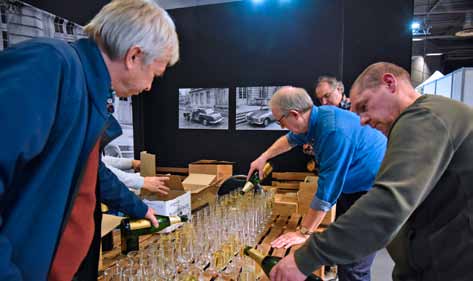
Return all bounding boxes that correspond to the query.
[103,188,275,281]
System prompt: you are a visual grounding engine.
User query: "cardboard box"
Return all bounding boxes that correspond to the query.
[182,173,216,193]
[140,175,192,233]
[188,159,233,182]
[273,192,299,216]
[182,173,218,210]
[143,190,191,217]
[99,214,123,271]
[298,176,336,226]
[140,151,156,177]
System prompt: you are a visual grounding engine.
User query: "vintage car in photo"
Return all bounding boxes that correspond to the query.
[246,106,275,127]
[183,108,224,126]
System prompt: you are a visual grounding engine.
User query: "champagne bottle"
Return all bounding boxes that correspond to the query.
[243,246,322,281]
[241,162,273,194]
[120,214,188,254]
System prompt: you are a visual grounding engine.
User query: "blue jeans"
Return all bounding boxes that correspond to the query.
[336,192,376,281]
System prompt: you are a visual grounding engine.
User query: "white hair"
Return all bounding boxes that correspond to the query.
[84,0,179,65]
[269,86,314,116]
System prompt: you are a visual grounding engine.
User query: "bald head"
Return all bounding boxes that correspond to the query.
[269,86,314,116]
[351,62,412,97]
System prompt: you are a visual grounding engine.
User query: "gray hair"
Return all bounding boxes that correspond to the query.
[317,75,345,95]
[84,0,179,65]
[269,86,314,116]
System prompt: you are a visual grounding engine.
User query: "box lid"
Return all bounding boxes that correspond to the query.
[191,159,234,165]
[182,173,216,193]
[101,214,123,237]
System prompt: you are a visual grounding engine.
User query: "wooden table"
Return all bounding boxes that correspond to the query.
[100,213,325,280]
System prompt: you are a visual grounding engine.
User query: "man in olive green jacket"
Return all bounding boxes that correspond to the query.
[270,62,473,281]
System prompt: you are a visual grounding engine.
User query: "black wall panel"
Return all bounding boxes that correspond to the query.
[342,0,413,89]
[26,0,413,174]
[141,0,343,173]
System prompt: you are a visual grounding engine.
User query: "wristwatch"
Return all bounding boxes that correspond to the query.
[299,226,313,236]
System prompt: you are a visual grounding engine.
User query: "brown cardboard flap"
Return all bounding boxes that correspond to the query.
[101,214,123,237]
[191,159,234,165]
[188,160,233,182]
[182,173,216,193]
[140,151,156,177]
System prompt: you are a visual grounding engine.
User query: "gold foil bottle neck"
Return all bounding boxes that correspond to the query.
[169,216,182,224]
[129,219,152,230]
[242,181,255,193]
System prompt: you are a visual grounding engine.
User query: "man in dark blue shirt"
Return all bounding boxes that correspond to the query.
[248,86,386,281]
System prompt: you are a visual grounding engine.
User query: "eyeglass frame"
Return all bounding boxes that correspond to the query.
[275,106,312,126]
[276,113,287,125]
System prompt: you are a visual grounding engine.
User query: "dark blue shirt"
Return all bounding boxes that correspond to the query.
[286,106,386,211]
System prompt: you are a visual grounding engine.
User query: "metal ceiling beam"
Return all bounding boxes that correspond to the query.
[414,9,473,16]
[428,0,442,14]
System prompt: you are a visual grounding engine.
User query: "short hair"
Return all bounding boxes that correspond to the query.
[316,76,345,95]
[84,0,179,66]
[269,86,314,116]
[352,62,412,93]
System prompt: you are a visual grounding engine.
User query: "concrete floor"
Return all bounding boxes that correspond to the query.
[371,248,395,281]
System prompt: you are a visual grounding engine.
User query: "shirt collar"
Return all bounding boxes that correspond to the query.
[71,38,112,119]
[305,105,318,139]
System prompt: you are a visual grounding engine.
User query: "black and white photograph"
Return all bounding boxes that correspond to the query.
[179,88,229,130]
[236,86,285,131]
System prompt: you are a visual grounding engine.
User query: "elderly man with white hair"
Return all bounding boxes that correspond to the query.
[0,0,179,279]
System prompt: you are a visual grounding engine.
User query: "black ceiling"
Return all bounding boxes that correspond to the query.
[413,0,473,61]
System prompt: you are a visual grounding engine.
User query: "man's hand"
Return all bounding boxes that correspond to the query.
[271,231,309,249]
[132,159,141,171]
[269,253,307,281]
[247,156,268,180]
[142,176,170,194]
[144,207,159,227]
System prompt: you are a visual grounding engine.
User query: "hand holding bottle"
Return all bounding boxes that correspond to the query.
[247,156,268,180]
[243,161,273,193]
[271,231,308,249]
[269,253,309,281]
[243,246,320,281]
[144,207,159,228]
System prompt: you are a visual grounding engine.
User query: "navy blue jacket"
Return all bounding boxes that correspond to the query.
[0,38,147,280]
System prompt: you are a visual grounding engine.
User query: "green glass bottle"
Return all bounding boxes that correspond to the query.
[243,246,322,281]
[241,162,273,194]
[120,214,188,254]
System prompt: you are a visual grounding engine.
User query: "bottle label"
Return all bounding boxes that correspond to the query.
[129,219,152,230]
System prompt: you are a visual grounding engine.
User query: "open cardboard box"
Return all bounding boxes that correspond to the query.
[299,176,336,226]
[141,173,218,213]
[141,175,191,219]
[99,214,123,271]
[188,159,233,182]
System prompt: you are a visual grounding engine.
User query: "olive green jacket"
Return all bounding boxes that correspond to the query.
[295,95,473,281]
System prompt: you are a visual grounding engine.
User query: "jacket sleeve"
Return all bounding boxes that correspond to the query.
[293,109,454,275]
[102,155,134,170]
[99,161,148,218]
[103,162,144,190]
[0,42,64,280]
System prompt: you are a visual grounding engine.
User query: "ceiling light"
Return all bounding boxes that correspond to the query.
[455,12,473,37]
[425,53,443,56]
[412,38,424,41]
[411,22,420,30]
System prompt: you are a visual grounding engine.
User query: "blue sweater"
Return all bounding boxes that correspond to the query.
[287,106,386,211]
[0,38,147,280]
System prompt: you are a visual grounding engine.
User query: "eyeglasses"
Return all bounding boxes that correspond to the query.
[276,114,287,125]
